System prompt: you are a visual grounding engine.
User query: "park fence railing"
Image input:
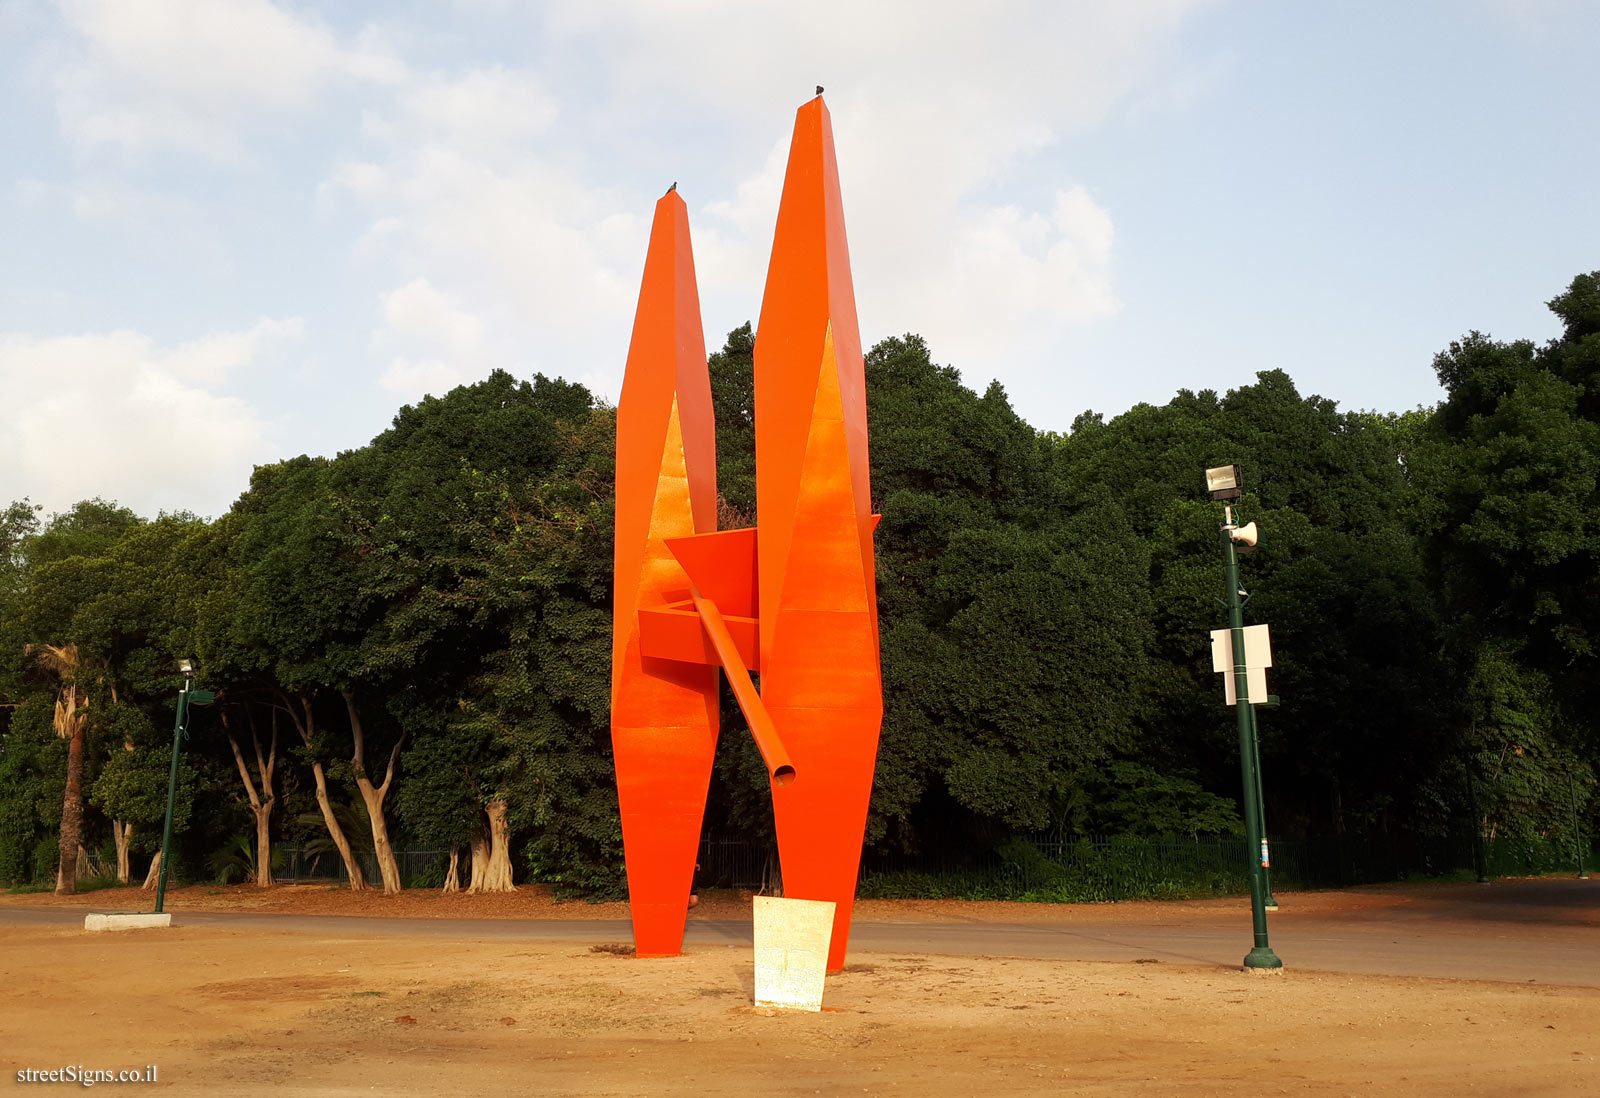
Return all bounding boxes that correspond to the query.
[207,833,1588,898]
[274,845,453,888]
[696,831,1595,902]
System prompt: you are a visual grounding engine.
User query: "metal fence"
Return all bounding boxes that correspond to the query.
[696,831,1596,901]
[137,832,1584,897]
[274,845,453,887]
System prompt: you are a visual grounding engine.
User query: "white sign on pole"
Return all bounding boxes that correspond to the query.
[1210,624,1272,706]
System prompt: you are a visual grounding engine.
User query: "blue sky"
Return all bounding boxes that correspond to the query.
[2,0,1596,519]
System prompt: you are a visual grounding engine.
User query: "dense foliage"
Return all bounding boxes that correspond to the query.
[2,273,1595,894]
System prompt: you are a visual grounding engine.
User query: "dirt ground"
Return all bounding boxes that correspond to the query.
[0,876,1478,924]
[3,884,1595,1096]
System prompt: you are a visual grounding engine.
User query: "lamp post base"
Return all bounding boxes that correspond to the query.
[1243,946,1283,971]
[84,913,171,932]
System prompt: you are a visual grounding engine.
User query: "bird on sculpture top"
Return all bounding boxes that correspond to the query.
[815,85,824,96]
[668,182,677,193]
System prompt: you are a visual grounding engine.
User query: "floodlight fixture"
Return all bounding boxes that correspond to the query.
[177,657,196,676]
[1205,464,1243,501]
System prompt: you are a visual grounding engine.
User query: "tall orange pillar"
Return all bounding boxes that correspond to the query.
[610,189,720,957]
[755,95,883,973]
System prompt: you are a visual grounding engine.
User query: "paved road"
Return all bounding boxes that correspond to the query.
[5,878,1595,986]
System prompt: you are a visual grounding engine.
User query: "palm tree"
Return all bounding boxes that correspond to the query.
[31,644,92,895]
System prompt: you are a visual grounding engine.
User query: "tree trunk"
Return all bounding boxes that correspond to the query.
[226,707,278,888]
[253,805,274,888]
[113,821,132,885]
[55,724,85,895]
[442,848,460,893]
[467,834,491,892]
[761,841,783,896]
[281,691,365,890]
[309,759,366,890]
[475,800,515,892]
[141,850,161,891]
[343,691,404,894]
[357,781,403,893]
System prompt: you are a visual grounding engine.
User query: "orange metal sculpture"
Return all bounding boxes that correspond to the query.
[613,95,881,973]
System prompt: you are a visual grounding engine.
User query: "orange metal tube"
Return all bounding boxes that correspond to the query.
[689,588,796,786]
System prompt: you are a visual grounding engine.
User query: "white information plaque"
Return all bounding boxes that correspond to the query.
[752,895,835,1012]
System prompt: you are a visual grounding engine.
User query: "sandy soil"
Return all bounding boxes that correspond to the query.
[3,895,1594,1096]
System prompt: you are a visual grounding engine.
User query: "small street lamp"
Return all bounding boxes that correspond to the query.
[1205,464,1244,501]
[1205,464,1283,972]
[153,658,214,915]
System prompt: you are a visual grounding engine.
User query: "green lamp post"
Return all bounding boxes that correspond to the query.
[1206,464,1282,972]
[1570,773,1590,881]
[1465,763,1491,884]
[1247,702,1279,911]
[153,658,214,916]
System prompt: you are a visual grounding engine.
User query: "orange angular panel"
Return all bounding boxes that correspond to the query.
[755,96,882,973]
[665,527,759,618]
[610,190,720,958]
[638,600,760,670]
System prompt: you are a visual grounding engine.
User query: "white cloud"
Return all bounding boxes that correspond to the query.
[544,0,1201,134]
[379,358,471,398]
[381,279,484,358]
[25,1,1211,448]
[373,278,486,398]
[0,319,299,518]
[896,186,1119,357]
[1482,0,1589,31]
[319,2,1204,406]
[328,67,647,391]
[53,0,403,159]
[164,317,304,385]
[395,67,559,151]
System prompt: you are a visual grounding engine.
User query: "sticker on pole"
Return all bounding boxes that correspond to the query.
[1260,839,1270,868]
[1210,625,1272,706]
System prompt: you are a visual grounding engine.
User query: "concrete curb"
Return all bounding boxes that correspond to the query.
[84,913,172,932]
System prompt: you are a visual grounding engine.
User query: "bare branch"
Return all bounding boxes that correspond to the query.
[224,711,262,811]
[276,688,316,749]
[343,689,366,777]
[377,731,406,801]
[264,708,278,801]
